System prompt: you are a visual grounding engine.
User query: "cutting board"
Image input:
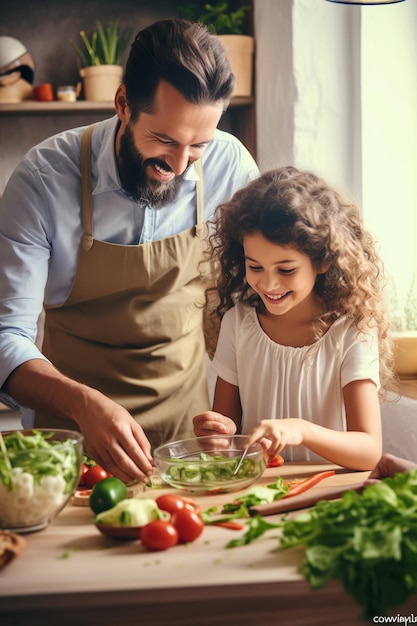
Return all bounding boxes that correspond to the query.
[249,481,364,516]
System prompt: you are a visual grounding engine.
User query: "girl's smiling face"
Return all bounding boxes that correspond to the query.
[243,232,321,317]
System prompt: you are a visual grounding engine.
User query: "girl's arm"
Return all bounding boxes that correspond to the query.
[244,379,382,471]
[193,377,242,436]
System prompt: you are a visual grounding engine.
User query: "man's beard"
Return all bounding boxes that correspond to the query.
[118,124,184,209]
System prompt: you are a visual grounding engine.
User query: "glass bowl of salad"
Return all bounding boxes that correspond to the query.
[153,435,267,494]
[0,429,83,533]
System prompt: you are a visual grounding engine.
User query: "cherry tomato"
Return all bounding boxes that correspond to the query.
[89,477,127,514]
[267,454,285,468]
[171,509,204,543]
[140,520,179,551]
[180,496,200,513]
[155,494,195,516]
[78,463,90,487]
[83,465,112,488]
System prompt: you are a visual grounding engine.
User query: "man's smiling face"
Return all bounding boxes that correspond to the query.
[115,81,224,207]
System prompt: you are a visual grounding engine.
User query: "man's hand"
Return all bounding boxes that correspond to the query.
[5,359,154,484]
[77,392,154,483]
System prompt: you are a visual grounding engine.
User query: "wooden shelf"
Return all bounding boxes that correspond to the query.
[0,96,256,158]
[0,96,255,115]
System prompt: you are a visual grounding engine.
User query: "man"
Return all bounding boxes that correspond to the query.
[0,19,259,482]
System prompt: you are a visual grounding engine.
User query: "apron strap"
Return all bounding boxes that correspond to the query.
[194,159,206,238]
[81,125,95,251]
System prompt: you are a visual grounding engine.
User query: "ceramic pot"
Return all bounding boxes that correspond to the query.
[218,35,254,97]
[80,65,123,102]
[392,331,417,380]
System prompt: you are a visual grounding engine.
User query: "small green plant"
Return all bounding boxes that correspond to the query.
[178,1,250,35]
[390,274,417,332]
[404,274,417,330]
[71,20,132,67]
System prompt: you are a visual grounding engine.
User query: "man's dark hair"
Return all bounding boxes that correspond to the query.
[123,18,235,120]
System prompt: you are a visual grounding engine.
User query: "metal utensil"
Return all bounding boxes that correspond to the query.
[233,446,249,476]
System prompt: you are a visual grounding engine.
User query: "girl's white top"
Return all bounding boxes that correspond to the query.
[211,303,380,462]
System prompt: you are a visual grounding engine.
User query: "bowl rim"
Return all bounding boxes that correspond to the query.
[153,434,264,460]
[1,428,84,447]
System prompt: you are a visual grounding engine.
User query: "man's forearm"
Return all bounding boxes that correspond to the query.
[3,358,100,426]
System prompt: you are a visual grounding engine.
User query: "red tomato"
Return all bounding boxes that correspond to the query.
[171,509,204,543]
[83,465,112,488]
[267,454,285,468]
[78,463,90,487]
[140,520,179,552]
[155,494,199,516]
[181,496,200,513]
[155,494,186,516]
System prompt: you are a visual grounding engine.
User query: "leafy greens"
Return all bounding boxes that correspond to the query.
[245,469,417,618]
[223,470,417,617]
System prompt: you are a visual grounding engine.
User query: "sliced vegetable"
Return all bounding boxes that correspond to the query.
[95,498,166,527]
[0,430,78,491]
[165,452,263,485]
[202,473,334,529]
[226,516,282,548]
[212,521,245,531]
[267,454,285,468]
[282,470,336,498]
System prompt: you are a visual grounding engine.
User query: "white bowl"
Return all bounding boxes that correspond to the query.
[0,429,83,533]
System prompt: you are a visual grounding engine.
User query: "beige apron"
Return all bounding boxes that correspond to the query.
[35,125,210,448]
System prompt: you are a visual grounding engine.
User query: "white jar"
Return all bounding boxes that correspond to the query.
[57,85,77,102]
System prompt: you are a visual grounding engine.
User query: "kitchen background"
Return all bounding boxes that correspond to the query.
[1,0,416,458]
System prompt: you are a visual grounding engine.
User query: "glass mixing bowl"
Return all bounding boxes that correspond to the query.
[0,428,83,533]
[153,435,267,494]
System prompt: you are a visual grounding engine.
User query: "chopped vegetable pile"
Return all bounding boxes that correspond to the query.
[0,430,81,530]
[163,452,264,490]
[201,472,335,526]
[0,430,79,491]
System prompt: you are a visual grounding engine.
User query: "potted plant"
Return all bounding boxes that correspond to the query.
[390,275,417,380]
[71,20,131,102]
[178,2,254,97]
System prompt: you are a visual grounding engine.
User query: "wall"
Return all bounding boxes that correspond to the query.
[0,0,183,192]
[254,0,361,198]
[361,1,417,310]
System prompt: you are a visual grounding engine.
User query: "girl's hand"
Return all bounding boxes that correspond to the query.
[245,419,305,458]
[193,411,237,437]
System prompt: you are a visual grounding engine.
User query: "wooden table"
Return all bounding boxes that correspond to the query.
[1,463,416,626]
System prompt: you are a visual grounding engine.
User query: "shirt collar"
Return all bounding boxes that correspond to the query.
[183,162,200,182]
[92,116,123,194]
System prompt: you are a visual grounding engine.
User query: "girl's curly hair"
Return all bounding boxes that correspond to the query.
[203,166,397,399]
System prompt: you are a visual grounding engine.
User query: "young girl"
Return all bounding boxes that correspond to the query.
[194,166,397,470]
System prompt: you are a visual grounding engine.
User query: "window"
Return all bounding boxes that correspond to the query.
[361,1,417,326]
